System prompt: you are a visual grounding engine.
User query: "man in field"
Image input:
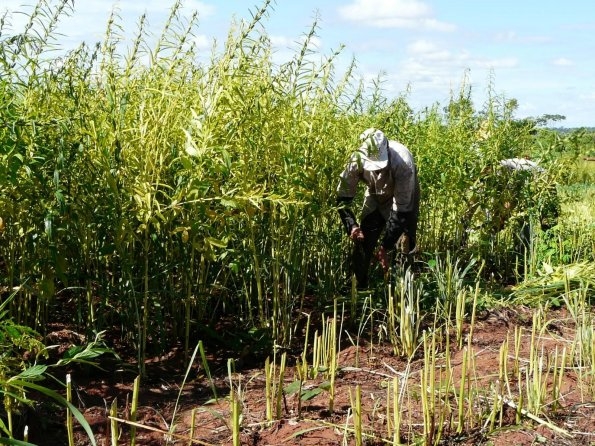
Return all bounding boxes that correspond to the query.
[497,157,559,252]
[336,128,420,289]
[463,157,559,257]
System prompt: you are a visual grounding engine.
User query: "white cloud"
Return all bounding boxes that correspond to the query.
[494,30,551,44]
[270,34,322,51]
[552,57,573,66]
[113,0,215,16]
[340,0,431,19]
[494,30,518,42]
[193,34,212,51]
[406,40,517,71]
[476,57,518,69]
[338,0,455,31]
[182,1,216,17]
[407,39,439,55]
[421,18,456,32]
[270,35,295,48]
[257,34,327,68]
[579,91,595,100]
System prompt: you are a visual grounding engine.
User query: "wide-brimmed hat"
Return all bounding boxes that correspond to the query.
[358,128,389,170]
[500,158,544,172]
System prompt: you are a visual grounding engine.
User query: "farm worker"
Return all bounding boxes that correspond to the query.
[463,157,559,254]
[336,128,420,289]
[497,158,559,252]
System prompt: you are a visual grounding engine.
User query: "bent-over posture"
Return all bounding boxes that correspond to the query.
[337,128,420,289]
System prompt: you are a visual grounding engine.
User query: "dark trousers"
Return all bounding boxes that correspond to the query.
[352,209,386,288]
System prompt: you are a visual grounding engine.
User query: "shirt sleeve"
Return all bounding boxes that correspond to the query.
[336,157,361,199]
[393,164,417,212]
[336,157,362,235]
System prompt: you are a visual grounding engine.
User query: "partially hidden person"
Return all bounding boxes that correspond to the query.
[462,157,560,257]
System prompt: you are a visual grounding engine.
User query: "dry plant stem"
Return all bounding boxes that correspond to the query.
[525,313,545,415]
[167,342,202,442]
[498,395,572,438]
[443,329,455,433]
[398,268,422,357]
[276,352,287,419]
[421,331,437,445]
[264,356,273,423]
[513,326,523,378]
[467,334,480,429]
[66,373,74,446]
[184,265,193,363]
[329,300,339,413]
[5,395,13,437]
[311,330,321,378]
[188,408,197,446]
[386,376,401,445]
[456,345,468,434]
[109,416,215,445]
[302,313,311,378]
[226,358,243,445]
[387,284,399,355]
[140,233,150,377]
[550,347,562,411]
[110,398,118,446]
[496,338,510,428]
[392,376,402,445]
[295,313,312,418]
[349,385,363,446]
[231,389,241,446]
[130,375,140,446]
[455,288,466,348]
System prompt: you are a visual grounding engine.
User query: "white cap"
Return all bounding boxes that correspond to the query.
[358,128,389,170]
[500,158,544,172]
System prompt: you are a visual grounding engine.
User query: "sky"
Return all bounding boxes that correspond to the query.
[2,0,594,127]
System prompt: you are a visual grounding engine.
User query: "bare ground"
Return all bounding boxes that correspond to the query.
[17,301,595,446]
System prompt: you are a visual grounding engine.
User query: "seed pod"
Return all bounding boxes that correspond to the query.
[182,229,189,243]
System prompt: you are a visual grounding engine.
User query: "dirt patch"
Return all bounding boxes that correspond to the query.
[15,303,595,446]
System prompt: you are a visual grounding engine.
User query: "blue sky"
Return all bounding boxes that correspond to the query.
[3,0,594,127]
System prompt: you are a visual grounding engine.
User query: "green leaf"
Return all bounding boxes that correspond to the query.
[0,438,39,446]
[9,380,97,446]
[206,237,227,249]
[220,198,238,208]
[0,282,26,313]
[283,380,301,395]
[0,388,34,405]
[11,364,47,381]
[56,340,115,367]
[318,380,331,391]
[300,387,322,401]
[0,416,9,436]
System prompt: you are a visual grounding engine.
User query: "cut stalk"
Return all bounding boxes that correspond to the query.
[66,374,74,446]
[130,375,140,446]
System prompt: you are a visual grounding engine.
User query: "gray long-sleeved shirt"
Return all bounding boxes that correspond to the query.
[337,140,418,220]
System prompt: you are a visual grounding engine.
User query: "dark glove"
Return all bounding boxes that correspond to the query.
[382,211,416,253]
[337,197,358,236]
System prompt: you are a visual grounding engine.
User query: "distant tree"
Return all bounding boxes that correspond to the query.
[534,114,566,127]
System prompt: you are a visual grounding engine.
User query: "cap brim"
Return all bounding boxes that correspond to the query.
[362,158,388,170]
